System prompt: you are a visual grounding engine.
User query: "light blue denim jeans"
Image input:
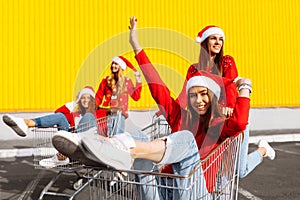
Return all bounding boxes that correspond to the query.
[238,124,263,178]
[109,114,126,135]
[33,112,96,132]
[33,112,70,131]
[76,113,97,133]
[215,125,263,200]
[128,130,211,200]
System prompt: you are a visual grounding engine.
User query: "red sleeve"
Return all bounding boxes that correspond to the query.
[220,97,250,140]
[224,81,238,108]
[221,56,239,108]
[135,50,182,129]
[95,77,108,106]
[176,64,198,108]
[176,78,188,108]
[222,55,238,81]
[126,78,142,101]
[54,104,74,127]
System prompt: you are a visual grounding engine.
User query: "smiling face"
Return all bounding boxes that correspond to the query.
[188,86,211,115]
[111,61,121,73]
[79,94,92,109]
[207,34,224,56]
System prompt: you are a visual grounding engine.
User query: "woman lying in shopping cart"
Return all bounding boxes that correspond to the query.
[51,17,252,199]
[2,86,97,167]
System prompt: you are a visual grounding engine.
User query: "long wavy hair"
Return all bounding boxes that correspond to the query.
[197,38,224,76]
[186,89,225,133]
[76,95,96,115]
[107,67,127,96]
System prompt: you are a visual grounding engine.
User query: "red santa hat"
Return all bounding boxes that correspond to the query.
[76,86,95,102]
[186,70,225,100]
[112,56,139,74]
[195,25,225,43]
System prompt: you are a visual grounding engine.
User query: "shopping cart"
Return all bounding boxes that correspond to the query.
[33,111,121,200]
[84,114,243,200]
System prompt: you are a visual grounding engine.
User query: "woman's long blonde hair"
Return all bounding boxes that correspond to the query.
[107,68,127,96]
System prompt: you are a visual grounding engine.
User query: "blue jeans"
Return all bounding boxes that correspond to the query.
[33,113,69,131]
[76,113,97,132]
[129,130,211,200]
[109,114,125,136]
[33,112,96,132]
[238,124,263,178]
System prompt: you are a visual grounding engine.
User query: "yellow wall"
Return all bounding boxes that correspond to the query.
[1,0,299,112]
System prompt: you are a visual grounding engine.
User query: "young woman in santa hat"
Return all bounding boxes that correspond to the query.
[2,86,97,167]
[183,25,276,179]
[95,56,142,134]
[51,17,254,198]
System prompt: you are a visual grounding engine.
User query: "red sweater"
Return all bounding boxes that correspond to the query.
[135,50,249,192]
[176,55,238,109]
[95,76,142,118]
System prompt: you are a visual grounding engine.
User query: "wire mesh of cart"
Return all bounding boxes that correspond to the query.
[32,110,121,200]
[84,114,243,200]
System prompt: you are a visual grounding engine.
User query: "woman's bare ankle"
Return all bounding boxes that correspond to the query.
[24,119,35,127]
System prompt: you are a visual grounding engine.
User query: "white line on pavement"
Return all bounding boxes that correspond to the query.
[273,147,300,156]
[18,170,45,200]
[239,187,263,200]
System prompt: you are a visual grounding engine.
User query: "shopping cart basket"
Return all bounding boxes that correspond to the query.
[85,114,243,200]
[141,113,171,140]
[33,111,121,200]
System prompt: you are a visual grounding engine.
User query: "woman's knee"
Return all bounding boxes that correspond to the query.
[83,113,96,120]
[55,112,66,119]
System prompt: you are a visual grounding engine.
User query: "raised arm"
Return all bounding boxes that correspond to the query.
[128,16,183,128]
[129,16,142,55]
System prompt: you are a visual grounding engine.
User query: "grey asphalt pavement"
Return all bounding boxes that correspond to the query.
[0,141,299,200]
[1,110,300,199]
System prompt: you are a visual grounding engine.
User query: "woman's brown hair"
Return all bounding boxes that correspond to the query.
[197,38,224,76]
[77,95,96,115]
[186,89,225,133]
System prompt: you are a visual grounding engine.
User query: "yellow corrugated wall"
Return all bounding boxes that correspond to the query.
[1,0,299,112]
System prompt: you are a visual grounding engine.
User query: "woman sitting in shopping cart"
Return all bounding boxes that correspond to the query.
[52,17,252,199]
[2,86,97,168]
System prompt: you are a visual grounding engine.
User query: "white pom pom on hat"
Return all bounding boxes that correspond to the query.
[195,25,225,43]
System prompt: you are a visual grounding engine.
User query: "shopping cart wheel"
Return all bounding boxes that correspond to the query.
[73,178,83,190]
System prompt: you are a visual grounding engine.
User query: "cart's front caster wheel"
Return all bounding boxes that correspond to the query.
[73,178,83,190]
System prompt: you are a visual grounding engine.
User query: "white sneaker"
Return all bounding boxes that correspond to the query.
[52,129,104,166]
[258,139,276,160]
[39,155,70,168]
[2,114,28,137]
[81,133,136,170]
[52,131,81,158]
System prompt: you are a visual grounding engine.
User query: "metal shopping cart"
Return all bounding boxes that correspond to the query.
[33,111,121,200]
[84,114,243,200]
